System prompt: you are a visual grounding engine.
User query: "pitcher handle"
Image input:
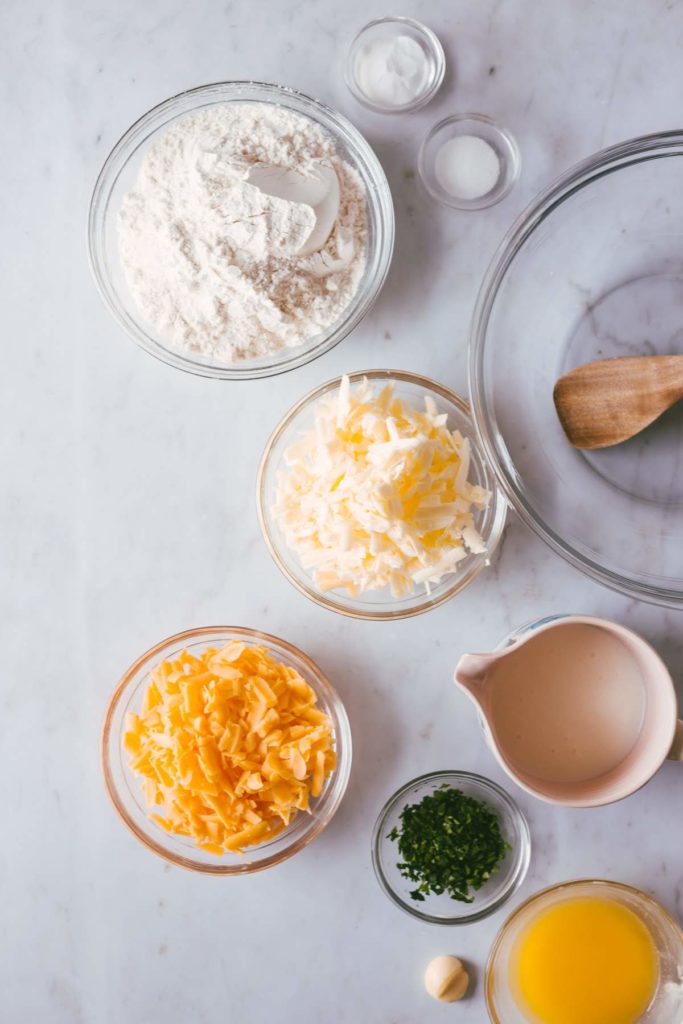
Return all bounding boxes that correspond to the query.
[668,720,683,761]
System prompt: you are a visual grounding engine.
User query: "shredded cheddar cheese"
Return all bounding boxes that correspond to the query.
[123,641,336,854]
[272,376,491,598]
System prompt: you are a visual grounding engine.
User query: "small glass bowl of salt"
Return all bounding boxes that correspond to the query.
[419,113,520,210]
[346,16,445,114]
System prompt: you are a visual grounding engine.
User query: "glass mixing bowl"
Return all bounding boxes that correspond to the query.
[371,771,531,925]
[470,132,683,606]
[257,370,507,620]
[486,879,683,1023]
[88,81,394,379]
[101,626,352,874]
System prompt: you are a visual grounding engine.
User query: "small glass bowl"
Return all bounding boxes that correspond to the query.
[345,17,445,114]
[101,626,352,874]
[256,370,507,621]
[88,81,394,380]
[486,880,683,1023]
[372,771,531,925]
[419,114,520,210]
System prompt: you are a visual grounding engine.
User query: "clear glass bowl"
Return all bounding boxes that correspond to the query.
[470,131,683,606]
[101,626,352,874]
[345,17,445,114]
[371,771,531,925]
[257,370,507,620]
[419,114,520,210]
[88,81,394,379]
[486,880,683,1023]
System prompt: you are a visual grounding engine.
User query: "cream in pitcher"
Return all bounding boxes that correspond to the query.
[454,615,683,807]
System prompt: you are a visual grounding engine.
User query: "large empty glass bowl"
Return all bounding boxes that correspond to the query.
[470,132,683,607]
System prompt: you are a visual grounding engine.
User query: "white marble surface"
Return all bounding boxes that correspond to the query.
[4,1,683,1020]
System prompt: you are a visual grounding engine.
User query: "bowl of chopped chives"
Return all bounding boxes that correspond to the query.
[371,771,530,924]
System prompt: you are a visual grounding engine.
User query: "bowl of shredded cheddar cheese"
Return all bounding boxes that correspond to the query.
[257,370,507,619]
[102,626,351,873]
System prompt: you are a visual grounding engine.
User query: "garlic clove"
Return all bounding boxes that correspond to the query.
[424,955,469,1003]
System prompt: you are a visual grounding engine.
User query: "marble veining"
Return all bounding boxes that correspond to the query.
[3,0,683,1021]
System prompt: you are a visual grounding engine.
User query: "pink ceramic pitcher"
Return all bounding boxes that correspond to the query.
[454,615,683,808]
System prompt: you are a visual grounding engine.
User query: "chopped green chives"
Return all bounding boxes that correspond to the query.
[389,784,511,904]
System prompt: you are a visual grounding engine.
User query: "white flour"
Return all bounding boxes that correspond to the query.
[118,103,368,363]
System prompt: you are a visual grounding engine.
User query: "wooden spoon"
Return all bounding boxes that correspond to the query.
[553,355,683,450]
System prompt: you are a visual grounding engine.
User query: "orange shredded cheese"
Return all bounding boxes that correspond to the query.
[123,641,336,854]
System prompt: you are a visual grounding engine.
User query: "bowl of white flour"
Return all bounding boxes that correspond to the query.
[88,81,394,379]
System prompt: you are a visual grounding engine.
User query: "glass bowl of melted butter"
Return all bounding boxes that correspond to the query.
[486,879,683,1024]
[257,370,507,620]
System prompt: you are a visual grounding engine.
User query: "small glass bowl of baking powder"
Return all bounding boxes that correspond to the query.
[88,81,394,380]
[346,17,446,114]
[419,114,521,210]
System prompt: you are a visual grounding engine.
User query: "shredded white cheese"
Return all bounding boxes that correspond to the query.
[272,376,491,598]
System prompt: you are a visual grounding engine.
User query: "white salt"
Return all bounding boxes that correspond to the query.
[434,134,501,201]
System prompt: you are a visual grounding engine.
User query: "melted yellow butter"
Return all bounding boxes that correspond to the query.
[512,896,658,1024]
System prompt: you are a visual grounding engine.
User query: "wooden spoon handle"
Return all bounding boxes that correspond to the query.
[603,355,683,399]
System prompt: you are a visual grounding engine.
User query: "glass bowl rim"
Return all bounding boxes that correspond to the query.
[469,129,683,607]
[344,15,446,114]
[256,368,508,621]
[484,877,683,1023]
[87,79,395,381]
[371,769,531,925]
[418,113,521,210]
[101,624,352,874]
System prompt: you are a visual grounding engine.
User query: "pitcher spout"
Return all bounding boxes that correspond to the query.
[453,652,495,709]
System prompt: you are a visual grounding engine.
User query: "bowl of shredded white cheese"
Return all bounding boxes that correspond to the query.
[257,370,507,619]
[89,81,394,379]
